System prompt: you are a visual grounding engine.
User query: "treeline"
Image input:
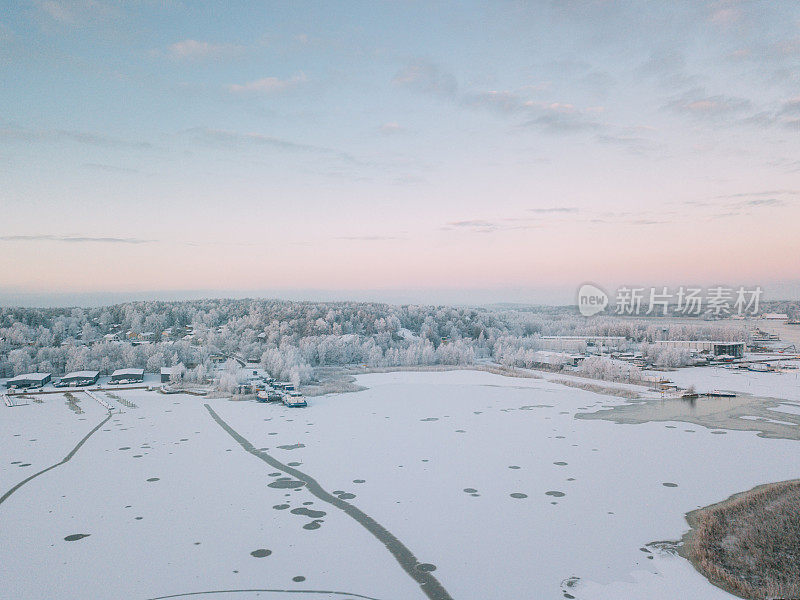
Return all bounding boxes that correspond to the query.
[0,299,750,381]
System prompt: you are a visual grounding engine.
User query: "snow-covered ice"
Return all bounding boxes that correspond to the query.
[2,369,799,600]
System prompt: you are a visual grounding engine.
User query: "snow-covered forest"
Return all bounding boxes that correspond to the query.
[0,299,753,383]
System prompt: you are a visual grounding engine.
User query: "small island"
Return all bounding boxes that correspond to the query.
[683,480,800,600]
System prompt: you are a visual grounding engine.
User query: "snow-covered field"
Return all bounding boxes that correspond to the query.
[2,369,799,600]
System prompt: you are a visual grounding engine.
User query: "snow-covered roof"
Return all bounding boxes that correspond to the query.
[160,366,182,375]
[111,368,145,377]
[63,370,100,379]
[8,372,51,382]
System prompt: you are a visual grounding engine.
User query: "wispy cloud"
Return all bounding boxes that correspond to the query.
[665,88,752,116]
[0,124,151,149]
[709,1,742,26]
[443,219,499,233]
[179,127,355,163]
[33,0,118,27]
[166,39,246,61]
[0,235,153,244]
[635,50,696,89]
[596,132,659,156]
[82,163,141,174]
[525,108,601,134]
[335,235,404,241]
[393,60,457,97]
[527,207,579,214]
[394,59,610,137]
[736,197,787,208]
[227,73,307,94]
[715,189,799,199]
[380,122,405,135]
[442,216,549,234]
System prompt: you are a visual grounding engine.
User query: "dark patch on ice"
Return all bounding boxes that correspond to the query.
[291,507,326,519]
[288,461,302,466]
[64,533,90,541]
[146,477,160,482]
[250,549,272,558]
[135,516,143,520]
[662,482,678,487]
[273,504,290,510]
[119,447,130,450]
[269,472,282,477]
[18,463,31,467]
[553,461,568,466]
[546,491,565,497]
[277,443,305,450]
[417,563,437,572]
[303,520,323,530]
[561,575,580,598]
[420,417,438,422]
[268,479,305,489]
[508,465,520,469]
[337,492,356,500]
[292,576,306,582]
[353,479,365,484]
[510,493,528,499]
[463,488,477,493]
[711,430,727,435]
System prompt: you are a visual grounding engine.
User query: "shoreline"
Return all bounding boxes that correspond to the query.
[301,362,644,399]
[680,479,800,600]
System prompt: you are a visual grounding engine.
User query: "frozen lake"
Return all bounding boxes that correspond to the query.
[2,369,799,599]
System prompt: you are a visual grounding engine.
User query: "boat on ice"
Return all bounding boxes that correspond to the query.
[705,390,736,397]
[256,390,270,402]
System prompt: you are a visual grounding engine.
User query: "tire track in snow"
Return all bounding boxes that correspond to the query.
[204,404,454,600]
[0,410,113,508]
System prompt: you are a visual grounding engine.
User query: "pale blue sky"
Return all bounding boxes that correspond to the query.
[1,1,799,302]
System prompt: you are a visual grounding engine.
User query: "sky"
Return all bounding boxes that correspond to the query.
[1,1,799,305]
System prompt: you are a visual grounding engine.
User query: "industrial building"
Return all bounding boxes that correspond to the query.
[539,335,627,352]
[59,370,100,386]
[6,372,52,389]
[654,340,745,358]
[110,368,145,383]
[533,351,585,367]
